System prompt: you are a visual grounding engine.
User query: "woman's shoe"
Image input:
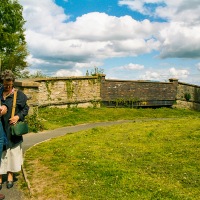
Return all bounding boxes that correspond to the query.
[6,181,14,189]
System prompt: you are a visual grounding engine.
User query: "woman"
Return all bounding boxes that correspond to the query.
[0,70,29,189]
[0,85,8,199]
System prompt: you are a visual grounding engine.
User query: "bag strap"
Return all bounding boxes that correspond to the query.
[11,89,18,118]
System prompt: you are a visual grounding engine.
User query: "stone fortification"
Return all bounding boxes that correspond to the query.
[174,81,200,110]
[101,77,177,107]
[14,75,200,111]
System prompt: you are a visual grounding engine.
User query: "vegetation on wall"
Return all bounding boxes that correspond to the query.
[65,79,74,99]
[88,78,98,85]
[90,99,101,108]
[28,71,47,78]
[184,92,191,101]
[108,97,141,108]
[86,67,104,76]
[194,88,200,102]
[45,81,52,100]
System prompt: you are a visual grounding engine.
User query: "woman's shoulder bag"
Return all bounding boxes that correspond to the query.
[11,89,29,136]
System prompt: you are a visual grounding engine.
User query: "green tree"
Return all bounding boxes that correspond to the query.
[0,0,29,77]
[89,67,104,76]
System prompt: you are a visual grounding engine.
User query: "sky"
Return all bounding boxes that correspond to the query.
[18,0,200,85]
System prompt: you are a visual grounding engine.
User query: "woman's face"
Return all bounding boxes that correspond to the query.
[3,80,14,93]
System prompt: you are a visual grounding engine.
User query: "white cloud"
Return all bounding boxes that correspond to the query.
[17,0,200,85]
[118,0,200,59]
[117,63,144,70]
[54,69,83,77]
[20,0,200,68]
[140,71,161,80]
[196,63,200,70]
[119,0,200,24]
[169,67,189,79]
[63,14,157,41]
[155,0,200,24]
[118,0,165,16]
[26,55,48,65]
[138,67,190,82]
[74,61,103,69]
[20,0,69,33]
[158,22,200,58]
[119,0,147,15]
[19,0,163,67]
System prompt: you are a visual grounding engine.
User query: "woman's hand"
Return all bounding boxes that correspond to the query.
[0,105,7,116]
[9,115,20,125]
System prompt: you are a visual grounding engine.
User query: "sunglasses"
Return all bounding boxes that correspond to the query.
[3,84,13,88]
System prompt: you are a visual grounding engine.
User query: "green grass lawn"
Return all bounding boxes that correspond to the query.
[36,107,200,130]
[21,108,200,199]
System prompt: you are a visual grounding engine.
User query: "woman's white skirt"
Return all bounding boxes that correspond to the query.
[0,144,23,174]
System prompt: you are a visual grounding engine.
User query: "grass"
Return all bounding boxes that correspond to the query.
[20,107,200,200]
[38,107,200,130]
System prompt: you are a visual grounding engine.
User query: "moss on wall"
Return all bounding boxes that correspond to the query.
[45,81,51,100]
[65,79,74,99]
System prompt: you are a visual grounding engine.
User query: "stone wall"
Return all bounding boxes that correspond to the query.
[100,76,177,107]
[35,77,101,107]
[15,80,40,115]
[15,76,101,112]
[15,75,200,111]
[174,81,200,110]
[176,82,200,102]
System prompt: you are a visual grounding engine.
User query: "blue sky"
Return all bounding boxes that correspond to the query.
[19,0,200,85]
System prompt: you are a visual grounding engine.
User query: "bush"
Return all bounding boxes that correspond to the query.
[26,108,44,133]
[184,93,191,101]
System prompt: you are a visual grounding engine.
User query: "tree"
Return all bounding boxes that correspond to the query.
[86,67,104,76]
[0,0,29,77]
[93,67,104,76]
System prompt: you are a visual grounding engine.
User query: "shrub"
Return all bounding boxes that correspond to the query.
[26,108,44,133]
[184,93,191,101]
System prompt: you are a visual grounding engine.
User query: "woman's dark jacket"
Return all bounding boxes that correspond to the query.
[1,89,29,148]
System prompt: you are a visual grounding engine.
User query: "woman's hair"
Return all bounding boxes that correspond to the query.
[0,70,15,83]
